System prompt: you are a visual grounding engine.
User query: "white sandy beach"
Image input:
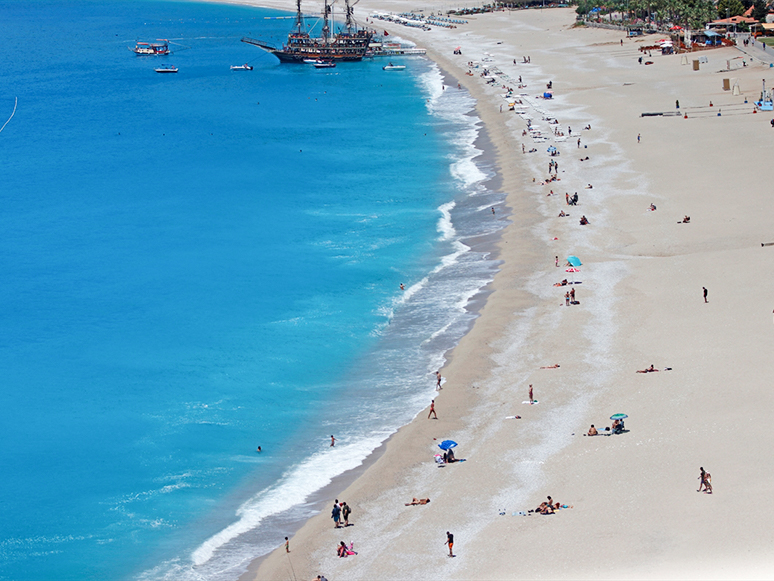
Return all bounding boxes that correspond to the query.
[206,3,774,579]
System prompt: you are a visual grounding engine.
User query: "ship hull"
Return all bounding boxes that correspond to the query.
[241,32,372,63]
[274,51,366,63]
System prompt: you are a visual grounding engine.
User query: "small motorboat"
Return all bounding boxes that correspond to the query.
[230,64,254,71]
[303,58,318,64]
[131,40,170,55]
[155,65,178,73]
[313,60,336,68]
[382,63,406,71]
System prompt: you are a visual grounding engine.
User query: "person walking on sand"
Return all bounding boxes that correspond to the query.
[330,435,336,447]
[428,400,438,419]
[331,501,341,528]
[445,531,454,557]
[703,287,708,303]
[698,467,712,493]
[285,537,290,553]
[565,291,570,306]
[341,501,351,526]
[436,371,442,390]
[570,287,575,303]
[555,256,559,267]
[637,133,641,143]
[529,384,534,403]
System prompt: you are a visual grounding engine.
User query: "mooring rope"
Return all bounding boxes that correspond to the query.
[0,97,17,134]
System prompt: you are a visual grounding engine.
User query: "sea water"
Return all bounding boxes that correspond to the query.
[0,1,505,579]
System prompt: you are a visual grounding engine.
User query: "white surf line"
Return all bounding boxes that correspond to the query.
[0,97,17,134]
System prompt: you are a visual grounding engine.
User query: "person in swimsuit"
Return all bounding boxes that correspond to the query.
[445,532,454,557]
[529,384,534,403]
[428,400,437,419]
[436,371,442,390]
[588,424,598,436]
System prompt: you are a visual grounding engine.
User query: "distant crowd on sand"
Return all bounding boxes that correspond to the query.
[275,36,725,581]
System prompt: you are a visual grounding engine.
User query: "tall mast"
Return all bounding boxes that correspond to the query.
[322,0,331,43]
[345,0,354,32]
[293,0,304,34]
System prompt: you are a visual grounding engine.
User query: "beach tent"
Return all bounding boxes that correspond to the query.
[567,255,582,267]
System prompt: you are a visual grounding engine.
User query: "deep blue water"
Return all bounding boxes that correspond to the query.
[0,1,505,579]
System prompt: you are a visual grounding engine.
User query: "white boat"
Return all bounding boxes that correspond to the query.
[382,63,406,71]
[313,60,336,68]
[155,65,178,73]
[131,40,170,55]
[230,64,253,71]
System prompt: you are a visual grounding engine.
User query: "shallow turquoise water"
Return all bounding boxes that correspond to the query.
[0,1,504,579]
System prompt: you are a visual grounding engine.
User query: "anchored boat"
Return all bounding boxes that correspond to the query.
[230,64,254,71]
[131,40,170,55]
[241,0,372,63]
[154,65,178,73]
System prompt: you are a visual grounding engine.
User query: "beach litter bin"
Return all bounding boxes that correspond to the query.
[693,60,700,71]
[723,78,730,91]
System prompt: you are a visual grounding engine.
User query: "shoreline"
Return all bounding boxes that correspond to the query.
[246,4,551,580]
[188,2,774,579]
[235,65,509,580]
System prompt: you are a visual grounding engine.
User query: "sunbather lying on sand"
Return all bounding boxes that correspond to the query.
[337,541,357,557]
[637,364,658,373]
[679,215,690,223]
[540,364,560,369]
[406,498,431,505]
[584,425,611,436]
[535,502,554,514]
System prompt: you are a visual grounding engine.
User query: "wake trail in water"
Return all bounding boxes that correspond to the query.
[0,97,17,134]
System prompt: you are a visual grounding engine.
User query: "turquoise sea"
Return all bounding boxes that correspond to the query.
[0,1,505,579]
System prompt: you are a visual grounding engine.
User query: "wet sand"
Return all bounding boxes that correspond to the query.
[210,3,774,579]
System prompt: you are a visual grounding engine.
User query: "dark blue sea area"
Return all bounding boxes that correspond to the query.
[0,1,505,579]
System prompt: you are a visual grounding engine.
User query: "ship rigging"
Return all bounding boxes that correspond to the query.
[241,0,373,63]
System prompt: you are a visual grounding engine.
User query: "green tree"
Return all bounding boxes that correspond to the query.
[717,0,745,18]
[752,0,768,21]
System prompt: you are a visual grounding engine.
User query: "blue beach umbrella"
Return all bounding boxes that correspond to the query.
[567,255,582,267]
[610,413,628,420]
[438,440,458,450]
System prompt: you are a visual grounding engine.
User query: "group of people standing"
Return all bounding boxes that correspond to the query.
[331,499,352,528]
